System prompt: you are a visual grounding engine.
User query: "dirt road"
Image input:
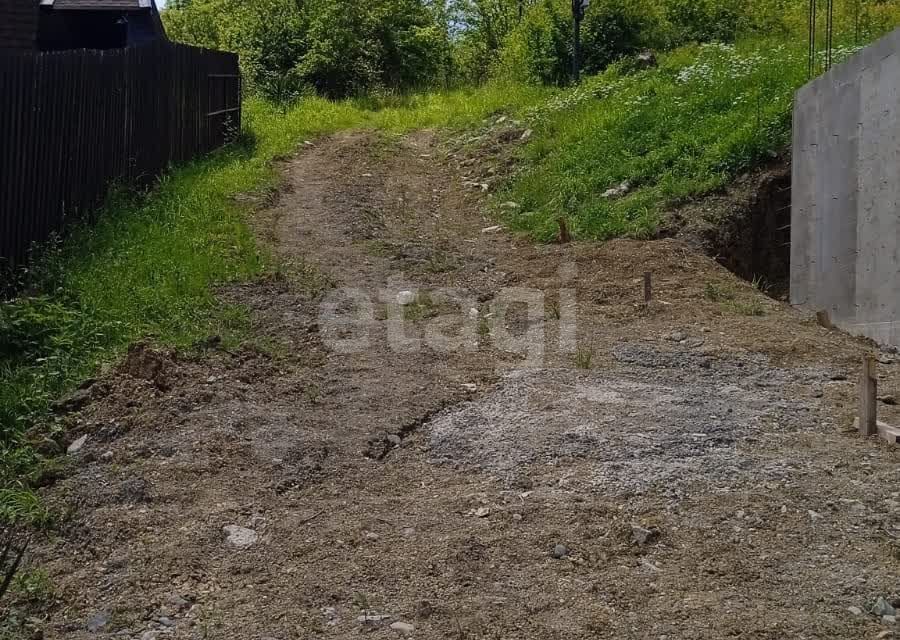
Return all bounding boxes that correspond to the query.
[26,130,900,639]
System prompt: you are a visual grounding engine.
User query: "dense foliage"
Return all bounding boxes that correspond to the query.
[164,0,900,96]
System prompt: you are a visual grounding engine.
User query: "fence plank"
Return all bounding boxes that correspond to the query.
[0,43,240,268]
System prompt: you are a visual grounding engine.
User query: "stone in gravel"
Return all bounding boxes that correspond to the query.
[631,525,660,546]
[880,396,898,406]
[86,612,109,632]
[223,525,258,549]
[878,632,897,640]
[481,225,503,234]
[664,331,687,343]
[551,544,569,559]
[416,600,434,618]
[140,632,159,640]
[474,507,490,518]
[874,597,897,617]
[499,202,520,210]
[387,434,402,446]
[884,616,898,625]
[520,129,533,142]
[462,383,478,392]
[67,435,89,455]
[397,291,416,306]
[848,606,863,616]
[357,614,391,624]
[157,617,175,628]
[168,594,190,611]
[390,621,415,635]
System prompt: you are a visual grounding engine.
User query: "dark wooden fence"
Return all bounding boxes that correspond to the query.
[0,41,241,267]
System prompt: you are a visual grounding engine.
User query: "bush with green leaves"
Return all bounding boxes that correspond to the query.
[497,0,663,85]
[164,0,452,99]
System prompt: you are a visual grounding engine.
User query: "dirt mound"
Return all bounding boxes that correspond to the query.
[119,342,178,391]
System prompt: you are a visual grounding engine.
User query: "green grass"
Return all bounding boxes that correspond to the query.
[498,38,862,241]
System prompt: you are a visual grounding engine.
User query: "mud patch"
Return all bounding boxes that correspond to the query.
[427,343,829,498]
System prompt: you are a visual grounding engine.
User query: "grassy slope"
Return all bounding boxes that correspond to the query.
[0,84,550,522]
[499,39,863,241]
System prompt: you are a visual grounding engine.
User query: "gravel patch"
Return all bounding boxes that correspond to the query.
[427,343,832,497]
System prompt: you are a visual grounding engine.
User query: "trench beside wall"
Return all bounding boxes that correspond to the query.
[792,27,900,347]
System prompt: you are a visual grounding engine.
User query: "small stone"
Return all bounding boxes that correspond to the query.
[53,388,92,414]
[874,597,897,617]
[481,225,503,234]
[67,435,89,455]
[601,181,631,199]
[520,129,533,141]
[357,614,391,624]
[462,383,477,393]
[101,451,114,461]
[496,116,508,124]
[848,606,863,616]
[551,544,569,559]
[884,616,897,625]
[415,600,433,618]
[141,632,158,640]
[474,507,490,518]
[664,331,687,343]
[157,617,175,628]
[223,525,258,549]
[512,513,523,521]
[877,632,896,639]
[387,434,402,446]
[390,621,415,635]
[402,527,416,537]
[631,525,660,546]
[878,355,894,365]
[397,291,416,306]
[880,396,898,406]
[86,612,109,633]
[168,594,190,611]
[499,202,520,210]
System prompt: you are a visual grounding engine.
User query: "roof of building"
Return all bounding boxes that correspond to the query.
[40,0,155,10]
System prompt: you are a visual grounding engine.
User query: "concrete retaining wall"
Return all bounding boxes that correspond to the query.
[791,28,900,347]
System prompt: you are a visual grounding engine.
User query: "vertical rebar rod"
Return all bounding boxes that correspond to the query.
[808,0,818,79]
[826,0,834,71]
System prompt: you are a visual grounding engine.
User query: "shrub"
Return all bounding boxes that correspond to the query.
[498,0,662,85]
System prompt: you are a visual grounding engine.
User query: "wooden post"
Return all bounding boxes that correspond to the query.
[859,354,878,437]
[557,218,572,244]
[643,272,652,303]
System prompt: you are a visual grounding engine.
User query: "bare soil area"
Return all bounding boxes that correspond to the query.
[19,130,900,640]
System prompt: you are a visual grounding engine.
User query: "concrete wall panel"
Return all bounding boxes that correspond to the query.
[792,28,900,346]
